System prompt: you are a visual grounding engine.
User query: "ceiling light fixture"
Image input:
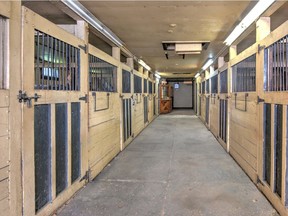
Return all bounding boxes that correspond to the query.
[155,73,161,79]
[195,72,200,78]
[202,59,214,71]
[224,0,275,46]
[61,0,123,47]
[138,59,151,71]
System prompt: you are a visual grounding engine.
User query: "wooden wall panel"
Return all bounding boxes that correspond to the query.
[88,93,121,180]
[0,74,10,216]
[209,97,219,137]
[133,101,144,137]
[229,93,258,182]
[200,96,206,122]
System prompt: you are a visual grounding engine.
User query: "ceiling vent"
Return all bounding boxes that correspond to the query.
[162,41,210,59]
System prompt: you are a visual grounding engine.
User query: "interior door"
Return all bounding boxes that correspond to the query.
[258,23,288,209]
[22,9,88,216]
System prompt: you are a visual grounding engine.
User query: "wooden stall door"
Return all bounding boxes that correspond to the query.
[257,21,288,214]
[0,9,11,216]
[21,8,88,216]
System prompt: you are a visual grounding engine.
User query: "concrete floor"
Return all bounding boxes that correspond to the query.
[58,112,278,216]
[167,109,195,116]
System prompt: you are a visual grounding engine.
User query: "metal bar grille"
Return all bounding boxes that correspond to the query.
[232,54,256,92]
[220,69,228,93]
[149,81,153,94]
[144,96,148,123]
[206,79,210,94]
[122,69,131,93]
[219,99,228,143]
[34,105,51,212]
[34,30,80,91]
[89,54,117,92]
[144,79,148,93]
[201,81,205,94]
[0,16,7,89]
[264,35,288,91]
[263,103,271,185]
[211,75,218,94]
[134,75,142,93]
[205,96,209,124]
[274,104,283,197]
[123,98,132,142]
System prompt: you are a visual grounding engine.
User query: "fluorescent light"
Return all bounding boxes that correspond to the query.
[138,59,151,71]
[195,72,200,78]
[202,59,214,71]
[61,0,123,47]
[224,0,275,46]
[155,73,161,79]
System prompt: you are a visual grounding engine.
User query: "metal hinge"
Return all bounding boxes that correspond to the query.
[257,96,265,104]
[17,90,41,107]
[79,94,88,103]
[78,44,88,54]
[258,44,265,53]
[80,170,90,182]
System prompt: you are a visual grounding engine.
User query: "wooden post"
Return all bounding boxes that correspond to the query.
[8,2,22,216]
[229,45,237,60]
[112,47,120,61]
[256,17,271,42]
[218,57,225,69]
[126,57,134,69]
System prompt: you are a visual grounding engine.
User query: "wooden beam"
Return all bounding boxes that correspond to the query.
[256,17,271,42]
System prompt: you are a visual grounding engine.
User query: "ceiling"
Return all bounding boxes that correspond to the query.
[81,1,256,77]
[22,1,287,78]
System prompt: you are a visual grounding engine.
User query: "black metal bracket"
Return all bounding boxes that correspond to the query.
[92,92,110,112]
[257,96,265,104]
[135,94,142,104]
[234,93,248,112]
[211,94,217,104]
[18,90,41,107]
[79,94,88,103]
[80,170,90,182]
[258,44,266,53]
[78,44,88,54]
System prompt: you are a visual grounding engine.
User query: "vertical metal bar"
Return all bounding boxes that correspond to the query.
[35,30,40,89]
[282,37,285,91]
[41,32,45,89]
[71,47,74,90]
[127,99,130,139]
[58,39,61,90]
[52,37,56,90]
[286,35,288,91]
[68,45,72,91]
[46,34,51,89]
[61,41,65,90]
[276,41,280,91]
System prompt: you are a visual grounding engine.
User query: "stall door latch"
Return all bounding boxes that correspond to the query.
[79,94,88,103]
[17,90,41,107]
[257,96,265,104]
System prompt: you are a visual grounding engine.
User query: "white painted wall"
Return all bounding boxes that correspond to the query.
[171,82,193,108]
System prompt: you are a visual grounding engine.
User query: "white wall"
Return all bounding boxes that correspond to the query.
[171,82,193,108]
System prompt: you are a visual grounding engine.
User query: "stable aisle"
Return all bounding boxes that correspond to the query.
[58,114,277,216]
